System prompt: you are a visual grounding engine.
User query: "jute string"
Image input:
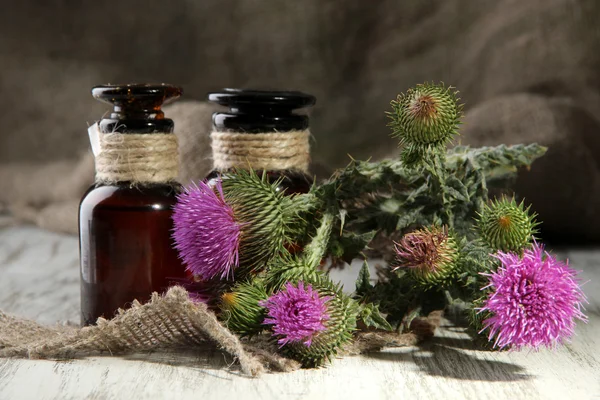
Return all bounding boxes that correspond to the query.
[210,130,310,172]
[95,133,179,183]
[0,287,441,376]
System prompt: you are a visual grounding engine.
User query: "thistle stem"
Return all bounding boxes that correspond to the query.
[303,211,335,270]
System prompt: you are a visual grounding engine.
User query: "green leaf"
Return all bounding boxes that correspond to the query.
[328,230,377,265]
[395,206,424,231]
[358,302,394,331]
[355,260,373,297]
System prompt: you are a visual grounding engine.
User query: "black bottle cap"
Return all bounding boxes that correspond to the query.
[92,83,183,133]
[208,88,316,133]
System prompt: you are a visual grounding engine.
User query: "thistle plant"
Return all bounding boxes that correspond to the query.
[479,242,587,349]
[387,82,463,165]
[172,170,294,280]
[393,225,459,287]
[476,197,538,253]
[260,278,357,367]
[168,81,582,368]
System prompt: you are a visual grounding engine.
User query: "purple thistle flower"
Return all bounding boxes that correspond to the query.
[260,281,331,347]
[479,242,587,350]
[172,179,241,280]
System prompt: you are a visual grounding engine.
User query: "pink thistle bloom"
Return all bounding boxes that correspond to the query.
[479,242,587,350]
[260,281,330,347]
[172,179,241,281]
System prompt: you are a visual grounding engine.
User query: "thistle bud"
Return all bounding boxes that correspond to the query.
[476,197,538,253]
[222,170,295,277]
[388,82,462,148]
[220,279,269,336]
[393,225,459,287]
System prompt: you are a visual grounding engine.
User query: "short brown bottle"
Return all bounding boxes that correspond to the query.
[206,89,316,194]
[79,83,186,326]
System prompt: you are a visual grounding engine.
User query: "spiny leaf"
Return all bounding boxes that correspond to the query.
[355,260,373,297]
[358,302,394,331]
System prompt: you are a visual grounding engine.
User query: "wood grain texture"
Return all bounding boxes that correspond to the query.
[0,226,598,400]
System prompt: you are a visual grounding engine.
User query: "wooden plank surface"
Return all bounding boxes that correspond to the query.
[0,226,598,400]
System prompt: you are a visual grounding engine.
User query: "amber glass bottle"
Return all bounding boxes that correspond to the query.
[79,84,186,326]
[206,89,316,194]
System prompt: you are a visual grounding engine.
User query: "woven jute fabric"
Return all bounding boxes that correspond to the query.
[95,133,179,184]
[0,286,265,377]
[210,130,310,173]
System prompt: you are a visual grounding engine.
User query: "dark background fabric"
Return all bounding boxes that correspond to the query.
[1,0,599,243]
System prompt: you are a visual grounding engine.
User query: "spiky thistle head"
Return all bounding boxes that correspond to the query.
[220,279,270,336]
[387,82,463,148]
[260,278,357,367]
[221,169,295,278]
[172,170,295,281]
[172,179,241,280]
[260,281,330,347]
[393,225,459,287]
[478,242,587,350]
[476,197,538,253]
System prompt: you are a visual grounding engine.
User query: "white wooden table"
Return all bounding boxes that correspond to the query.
[0,226,598,400]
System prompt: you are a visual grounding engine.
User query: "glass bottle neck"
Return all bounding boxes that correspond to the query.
[98,118,175,134]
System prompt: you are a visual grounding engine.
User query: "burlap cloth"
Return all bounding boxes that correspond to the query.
[0,286,441,376]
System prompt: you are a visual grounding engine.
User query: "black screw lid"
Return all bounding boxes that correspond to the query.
[208,89,316,133]
[92,83,183,133]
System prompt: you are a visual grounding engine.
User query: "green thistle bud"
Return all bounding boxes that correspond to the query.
[219,279,269,336]
[393,225,459,287]
[222,169,295,277]
[476,197,539,252]
[261,276,358,368]
[388,82,463,147]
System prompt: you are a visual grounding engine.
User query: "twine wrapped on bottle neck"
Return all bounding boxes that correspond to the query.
[210,130,310,173]
[94,132,179,184]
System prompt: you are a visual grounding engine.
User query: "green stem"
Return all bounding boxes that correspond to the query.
[303,211,335,270]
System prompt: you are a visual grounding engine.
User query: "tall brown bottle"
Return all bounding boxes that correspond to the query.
[79,84,186,326]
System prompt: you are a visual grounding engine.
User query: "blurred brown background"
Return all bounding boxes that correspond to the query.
[1,0,600,243]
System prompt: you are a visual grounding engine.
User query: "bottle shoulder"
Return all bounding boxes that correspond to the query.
[80,182,182,210]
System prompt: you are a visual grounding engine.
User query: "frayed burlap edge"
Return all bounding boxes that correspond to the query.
[0,287,442,376]
[0,286,264,377]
